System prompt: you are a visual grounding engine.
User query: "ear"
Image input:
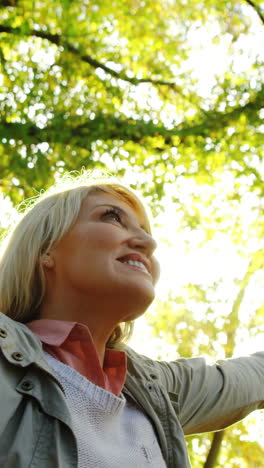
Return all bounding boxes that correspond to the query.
[41,253,55,269]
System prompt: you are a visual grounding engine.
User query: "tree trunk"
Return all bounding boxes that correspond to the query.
[203,431,225,468]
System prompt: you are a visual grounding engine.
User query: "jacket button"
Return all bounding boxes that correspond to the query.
[11,351,24,361]
[21,380,34,391]
[0,328,7,338]
[147,383,153,391]
[150,373,158,380]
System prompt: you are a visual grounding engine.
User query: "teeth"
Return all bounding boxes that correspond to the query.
[122,260,148,273]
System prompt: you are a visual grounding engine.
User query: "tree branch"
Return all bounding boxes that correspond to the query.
[243,0,264,25]
[0,25,180,90]
[204,431,225,468]
[0,86,263,148]
[0,0,18,6]
[203,250,264,468]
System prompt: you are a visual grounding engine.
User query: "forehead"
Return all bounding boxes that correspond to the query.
[79,192,147,228]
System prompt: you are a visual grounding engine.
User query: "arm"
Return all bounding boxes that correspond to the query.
[155,352,264,435]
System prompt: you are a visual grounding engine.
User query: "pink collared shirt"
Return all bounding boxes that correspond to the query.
[26,320,127,396]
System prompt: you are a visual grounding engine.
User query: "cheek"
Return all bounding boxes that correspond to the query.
[52,223,124,277]
[61,224,122,257]
[88,227,121,247]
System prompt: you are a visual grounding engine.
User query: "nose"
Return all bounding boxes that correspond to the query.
[128,232,160,283]
[128,231,157,257]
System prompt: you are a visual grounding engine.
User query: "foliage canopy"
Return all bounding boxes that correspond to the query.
[0,0,263,206]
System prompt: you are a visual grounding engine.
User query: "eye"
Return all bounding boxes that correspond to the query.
[102,208,123,224]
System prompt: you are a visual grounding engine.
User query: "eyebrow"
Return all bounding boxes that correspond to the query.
[94,203,148,233]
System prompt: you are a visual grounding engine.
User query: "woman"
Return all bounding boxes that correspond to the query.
[0,172,263,468]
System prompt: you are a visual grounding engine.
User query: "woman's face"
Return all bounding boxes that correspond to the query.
[46,192,160,321]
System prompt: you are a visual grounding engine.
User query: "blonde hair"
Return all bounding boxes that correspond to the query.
[0,171,152,349]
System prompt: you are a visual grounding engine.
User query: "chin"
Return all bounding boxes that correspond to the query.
[122,311,144,322]
[128,280,155,300]
[123,297,155,322]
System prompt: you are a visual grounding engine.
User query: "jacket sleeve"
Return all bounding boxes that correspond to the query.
[152,352,264,435]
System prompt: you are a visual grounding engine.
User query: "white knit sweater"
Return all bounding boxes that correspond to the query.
[45,353,166,468]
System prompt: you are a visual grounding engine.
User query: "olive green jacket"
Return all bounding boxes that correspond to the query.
[0,312,264,468]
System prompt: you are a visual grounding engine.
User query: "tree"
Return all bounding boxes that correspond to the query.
[0,0,263,206]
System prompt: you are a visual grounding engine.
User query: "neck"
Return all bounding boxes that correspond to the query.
[39,295,123,365]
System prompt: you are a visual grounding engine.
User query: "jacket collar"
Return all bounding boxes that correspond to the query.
[0,312,51,374]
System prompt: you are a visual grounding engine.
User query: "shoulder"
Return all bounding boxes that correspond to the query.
[0,312,47,367]
[0,311,33,334]
[125,345,206,390]
[125,345,264,394]
[0,311,41,344]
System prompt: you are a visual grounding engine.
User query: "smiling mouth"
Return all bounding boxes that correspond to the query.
[117,259,150,275]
